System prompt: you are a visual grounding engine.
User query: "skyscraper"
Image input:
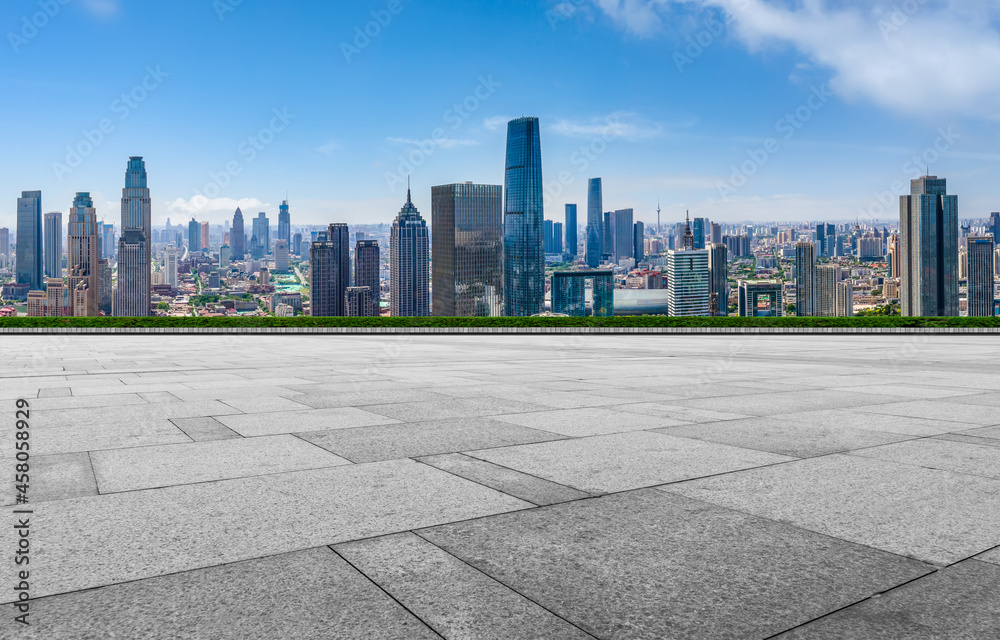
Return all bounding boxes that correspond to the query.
[709,243,728,316]
[667,248,710,316]
[633,221,645,264]
[201,221,210,251]
[991,212,1000,243]
[43,211,62,278]
[602,211,613,257]
[97,260,112,315]
[816,223,827,258]
[274,239,289,271]
[115,157,151,317]
[553,222,563,254]
[253,213,270,255]
[565,204,578,258]
[503,117,545,316]
[310,223,350,317]
[16,191,43,291]
[67,193,100,317]
[390,186,430,317]
[692,218,707,250]
[795,241,817,316]
[0,228,9,261]
[815,264,842,317]
[586,178,602,267]
[231,208,246,260]
[836,281,854,317]
[188,218,201,252]
[967,236,995,318]
[164,245,179,290]
[544,219,555,254]
[612,209,634,264]
[292,232,303,256]
[585,224,601,269]
[346,287,376,317]
[431,183,502,317]
[100,223,116,260]
[355,239,381,316]
[888,234,901,280]
[278,200,291,245]
[900,175,959,317]
[710,222,722,245]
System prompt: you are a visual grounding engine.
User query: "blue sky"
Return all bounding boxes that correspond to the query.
[2,0,999,231]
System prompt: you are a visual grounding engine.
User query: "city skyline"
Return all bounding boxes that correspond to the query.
[3,2,1000,229]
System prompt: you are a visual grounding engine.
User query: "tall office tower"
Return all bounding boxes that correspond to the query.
[219,245,230,270]
[991,212,1000,242]
[292,232,303,256]
[565,204,578,258]
[97,260,112,315]
[355,239,381,316]
[612,209,634,264]
[355,232,366,243]
[188,218,201,252]
[16,191,43,291]
[67,193,100,317]
[815,264,842,317]
[836,281,854,317]
[201,221,210,251]
[45,279,72,316]
[888,234,901,279]
[824,223,836,257]
[967,236,995,317]
[709,243,728,316]
[503,117,545,317]
[164,245,179,290]
[996,247,1000,278]
[100,224,114,259]
[391,187,430,317]
[346,286,376,317]
[586,178,603,266]
[116,157,151,317]
[278,200,291,245]
[711,222,722,245]
[0,227,9,260]
[667,248,710,316]
[633,221,645,263]
[795,241,817,316]
[43,211,62,278]
[603,212,613,256]
[544,219,555,253]
[310,223,350,316]
[692,218,707,250]
[816,223,827,258]
[253,213,270,254]
[585,224,601,268]
[553,222,563,254]
[959,248,968,281]
[231,208,246,260]
[900,175,959,317]
[274,239,289,271]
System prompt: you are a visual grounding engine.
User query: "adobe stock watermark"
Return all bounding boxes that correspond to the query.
[214,0,243,21]
[878,0,929,41]
[52,65,171,182]
[546,0,587,30]
[716,84,834,200]
[384,75,501,192]
[190,107,296,209]
[341,0,411,63]
[856,126,960,223]
[674,3,748,73]
[543,116,628,203]
[8,0,71,54]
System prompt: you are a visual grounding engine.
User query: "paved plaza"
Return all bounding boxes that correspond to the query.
[3,334,1000,638]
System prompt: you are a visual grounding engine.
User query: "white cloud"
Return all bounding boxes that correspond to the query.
[386,137,480,149]
[549,111,667,141]
[483,116,511,131]
[586,0,1000,120]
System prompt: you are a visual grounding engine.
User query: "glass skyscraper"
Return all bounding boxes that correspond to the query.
[310,223,350,316]
[565,204,577,258]
[967,236,994,318]
[16,191,43,291]
[431,183,502,317]
[900,175,959,317]
[354,239,381,316]
[188,218,201,252]
[278,200,291,245]
[552,270,614,317]
[231,208,246,260]
[585,178,602,267]
[612,209,633,264]
[795,241,817,316]
[115,157,151,317]
[503,117,545,316]
[390,187,430,317]
[67,193,100,317]
[44,211,62,279]
[692,218,707,250]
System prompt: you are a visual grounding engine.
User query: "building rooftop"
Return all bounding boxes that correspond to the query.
[3,335,1000,638]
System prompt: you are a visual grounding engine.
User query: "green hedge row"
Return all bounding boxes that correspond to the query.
[2,316,1000,329]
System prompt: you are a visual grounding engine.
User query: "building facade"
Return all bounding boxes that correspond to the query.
[900,176,959,317]
[115,157,152,317]
[274,240,289,271]
[585,179,602,267]
[67,193,100,317]
[739,280,783,317]
[565,204,578,259]
[667,249,710,317]
[612,209,634,264]
[354,240,381,316]
[16,190,43,291]
[503,117,545,316]
[390,189,430,317]
[709,243,728,316]
[278,200,291,245]
[231,208,246,260]
[967,236,995,317]
[815,264,841,317]
[551,270,614,317]
[795,241,817,316]
[43,211,62,279]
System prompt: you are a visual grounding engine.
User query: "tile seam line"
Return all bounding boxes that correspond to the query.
[412,456,584,508]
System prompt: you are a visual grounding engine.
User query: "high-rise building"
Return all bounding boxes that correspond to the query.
[220,245,230,270]
[16,191,43,291]
[67,193,100,316]
[115,157,152,317]
[585,224,601,269]
[164,245,179,290]
[188,218,201,252]
[709,243,728,316]
[553,222,563,255]
[990,212,1000,243]
[354,240,381,316]
[603,211,613,257]
[795,241,817,316]
[612,209,634,264]
[692,218,707,250]
[231,208,246,260]
[391,186,430,317]
[634,222,645,264]
[100,223,116,260]
[900,175,959,317]
[552,270,614,317]
[278,200,291,245]
[43,278,71,316]
[201,221,210,251]
[836,281,854,317]
[586,178,602,267]
[667,248,710,316]
[43,211,62,278]
[503,117,545,317]
[967,236,995,317]
[544,219,555,254]
[0,228,9,261]
[816,224,827,258]
[274,240,289,271]
[97,260,112,315]
[739,280,783,317]
[292,233,303,256]
[346,286,376,317]
[310,223,350,317]
[431,183,502,317]
[253,212,270,255]
[711,222,722,245]
[887,234,900,280]
[565,204,578,258]
[815,264,842,317]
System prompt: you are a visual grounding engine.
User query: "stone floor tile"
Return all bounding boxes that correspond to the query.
[217,407,401,437]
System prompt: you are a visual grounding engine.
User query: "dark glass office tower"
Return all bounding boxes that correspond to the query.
[633,221,645,264]
[900,176,959,317]
[391,188,430,317]
[354,239,381,316]
[967,236,994,317]
[115,157,151,317]
[231,208,246,260]
[44,211,62,278]
[991,212,1000,242]
[709,243,728,316]
[795,241,817,316]
[188,218,201,252]
[16,191,43,291]
[612,209,633,263]
[503,117,544,316]
[602,211,613,257]
[310,223,350,316]
[585,224,601,268]
[253,213,270,255]
[432,183,502,317]
[565,204,577,258]
[692,217,707,250]
[278,200,291,245]
[585,178,602,267]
